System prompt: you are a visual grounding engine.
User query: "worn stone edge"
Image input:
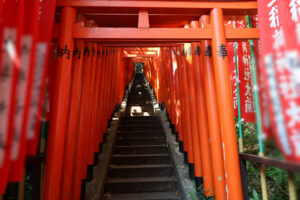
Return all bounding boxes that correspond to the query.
[84,116,119,200]
[156,110,197,200]
[85,81,131,200]
[145,80,197,200]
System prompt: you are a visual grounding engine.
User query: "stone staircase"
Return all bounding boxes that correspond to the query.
[103,73,182,200]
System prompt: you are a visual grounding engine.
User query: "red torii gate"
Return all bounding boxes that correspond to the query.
[44,1,258,200]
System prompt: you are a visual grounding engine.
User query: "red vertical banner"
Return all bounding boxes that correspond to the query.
[236,19,256,123]
[239,44,256,123]
[258,0,300,162]
[227,40,238,117]
[8,0,40,182]
[0,0,3,74]
[25,0,57,155]
[227,18,256,122]
[0,0,24,193]
[250,15,273,138]
[279,0,300,56]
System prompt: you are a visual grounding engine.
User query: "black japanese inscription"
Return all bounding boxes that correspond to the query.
[84,47,90,57]
[73,47,81,59]
[57,45,71,59]
[204,45,212,57]
[195,45,201,56]
[217,44,227,59]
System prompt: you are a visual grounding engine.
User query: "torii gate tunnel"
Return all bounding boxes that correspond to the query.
[0,0,300,200]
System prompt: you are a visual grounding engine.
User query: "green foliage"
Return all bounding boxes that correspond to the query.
[246,161,262,199]
[235,118,300,200]
[234,118,258,154]
[250,189,260,200]
[135,63,143,73]
[24,175,33,200]
[3,183,19,200]
[189,184,215,200]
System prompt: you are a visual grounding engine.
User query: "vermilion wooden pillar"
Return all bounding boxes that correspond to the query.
[102,48,109,135]
[98,48,107,146]
[107,49,114,115]
[105,48,112,131]
[169,49,177,135]
[168,49,173,125]
[109,49,116,117]
[81,42,93,181]
[71,41,93,200]
[111,49,119,108]
[156,54,162,103]
[105,49,113,126]
[43,6,76,200]
[183,41,203,183]
[173,50,184,151]
[87,43,98,166]
[60,40,84,200]
[118,51,124,103]
[165,48,171,120]
[155,57,161,102]
[190,21,214,195]
[114,49,121,105]
[93,45,103,153]
[108,48,113,120]
[158,49,164,105]
[210,8,243,200]
[175,46,188,157]
[162,49,168,105]
[199,15,227,200]
[97,48,105,147]
[179,45,194,179]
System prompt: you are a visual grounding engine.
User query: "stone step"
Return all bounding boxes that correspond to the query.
[117,131,163,138]
[118,125,162,131]
[110,154,171,165]
[126,99,152,102]
[102,74,181,199]
[121,116,159,121]
[128,94,149,96]
[126,103,153,107]
[124,113,155,117]
[119,123,161,128]
[127,95,151,97]
[105,177,178,193]
[120,120,161,126]
[125,106,153,110]
[108,164,173,178]
[118,129,163,134]
[103,192,181,200]
[114,145,168,155]
[115,137,166,146]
